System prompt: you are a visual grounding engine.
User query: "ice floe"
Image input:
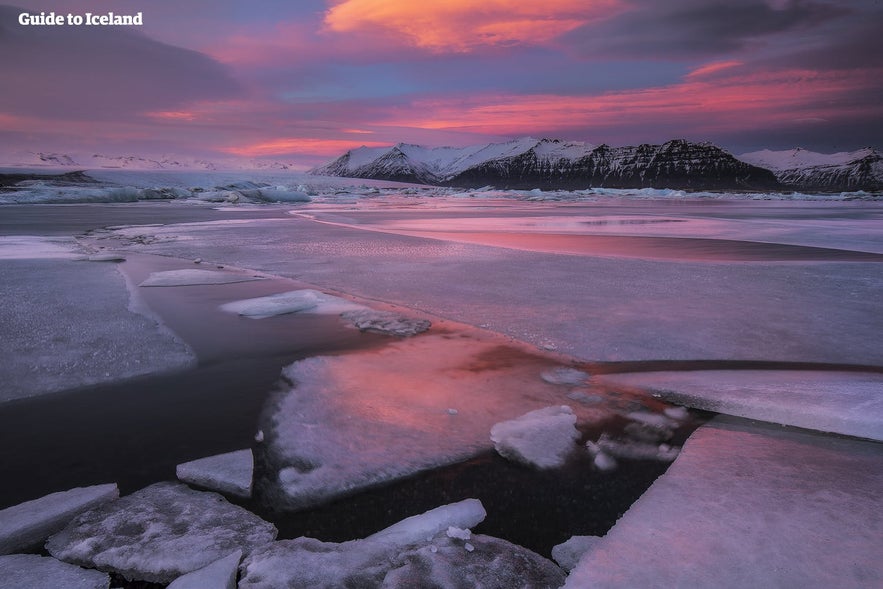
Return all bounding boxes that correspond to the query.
[490,406,581,469]
[261,334,609,509]
[597,370,883,441]
[0,554,110,589]
[176,449,254,499]
[239,499,564,589]
[540,367,589,386]
[219,288,365,318]
[340,308,431,337]
[0,483,118,555]
[565,416,883,588]
[551,535,601,572]
[46,482,276,584]
[166,550,241,589]
[139,269,265,287]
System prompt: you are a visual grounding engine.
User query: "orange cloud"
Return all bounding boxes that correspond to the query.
[324,0,619,52]
[222,137,389,157]
[369,68,882,135]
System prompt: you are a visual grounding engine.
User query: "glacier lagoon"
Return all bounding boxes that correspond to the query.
[0,172,881,587]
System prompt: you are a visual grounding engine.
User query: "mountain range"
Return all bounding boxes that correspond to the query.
[311,138,883,192]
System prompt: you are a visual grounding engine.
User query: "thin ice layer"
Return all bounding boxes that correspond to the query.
[597,370,883,441]
[0,484,118,555]
[0,554,110,589]
[564,416,883,589]
[176,449,253,499]
[262,333,611,509]
[0,258,194,402]
[139,269,264,287]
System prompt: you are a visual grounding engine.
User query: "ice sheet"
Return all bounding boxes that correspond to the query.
[597,370,883,441]
[0,484,118,555]
[261,333,615,509]
[564,416,883,588]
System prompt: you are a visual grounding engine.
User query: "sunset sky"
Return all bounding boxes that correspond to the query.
[2,0,881,167]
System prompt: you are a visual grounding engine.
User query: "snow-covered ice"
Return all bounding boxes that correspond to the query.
[597,370,883,441]
[261,333,610,509]
[46,482,276,584]
[139,268,265,287]
[564,416,883,589]
[166,550,241,589]
[490,406,581,469]
[176,449,254,499]
[0,554,110,589]
[219,288,365,318]
[0,483,118,555]
[551,535,601,572]
[239,498,564,589]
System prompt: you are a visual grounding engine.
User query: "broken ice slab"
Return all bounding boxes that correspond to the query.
[166,550,241,589]
[490,405,581,469]
[239,498,564,589]
[564,415,883,589]
[139,269,264,287]
[552,535,602,572]
[219,288,365,318]
[261,333,612,510]
[176,449,254,499]
[0,554,110,589]
[596,370,883,441]
[46,482,276,584]
[0,483,118,555]
[340,309,431,337]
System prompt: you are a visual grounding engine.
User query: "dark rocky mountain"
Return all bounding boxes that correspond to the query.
[311,138,781,190]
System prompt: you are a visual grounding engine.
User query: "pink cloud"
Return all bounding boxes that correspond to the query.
[323,0,620,53]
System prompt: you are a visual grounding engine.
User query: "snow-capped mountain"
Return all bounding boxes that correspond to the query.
[739,148,882,191]
[312,138,780,190]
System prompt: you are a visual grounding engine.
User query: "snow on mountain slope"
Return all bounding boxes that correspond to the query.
[739,148,882,191]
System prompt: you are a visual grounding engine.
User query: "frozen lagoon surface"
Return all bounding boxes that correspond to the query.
[1,182,881,586]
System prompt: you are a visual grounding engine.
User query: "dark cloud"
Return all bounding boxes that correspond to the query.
[0,4,241,120]
[562,0,847,59]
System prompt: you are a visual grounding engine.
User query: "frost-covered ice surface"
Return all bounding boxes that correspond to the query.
[240,498,565,589]
[0,554,110,589]
[0,484,118,555]
[176,449,254,499]
[340,308,432,337]
[551,535,601,572]
[262,333,611,509]
[139,268,265,287]
[46,482,276,584]
[0,244,194,401]
[99,200,883,365]
[220,288,365,318]
[597,370,883,441]
[166,550,240,589]
[564,416,883,589]
[490,406,581,469]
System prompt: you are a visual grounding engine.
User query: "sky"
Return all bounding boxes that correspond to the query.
[1,0,881,167]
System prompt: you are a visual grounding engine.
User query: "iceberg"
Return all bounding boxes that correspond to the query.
[176,449,253,499]
[46,482,276,584]
[0,554,110,589]
[0,483,118,555]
